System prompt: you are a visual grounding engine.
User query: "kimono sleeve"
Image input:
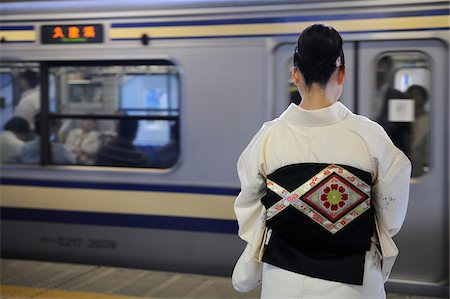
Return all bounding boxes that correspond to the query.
[232,125,273,292]
[372,148,412,237]
[234,124,270,245]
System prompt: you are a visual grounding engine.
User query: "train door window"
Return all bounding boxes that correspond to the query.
[0,63,40,165]
[373,53,430,177]
[47,61,180,168]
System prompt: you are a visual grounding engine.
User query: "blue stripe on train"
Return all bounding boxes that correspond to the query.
[0,207,238,234]
[1,9,448,24]
[0,178,240,196]
[110,9,450,28]
[0,25,34,30]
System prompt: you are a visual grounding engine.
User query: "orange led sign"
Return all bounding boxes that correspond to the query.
[42,24,103,44]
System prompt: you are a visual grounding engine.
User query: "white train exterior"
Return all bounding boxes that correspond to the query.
[0,0,449,297]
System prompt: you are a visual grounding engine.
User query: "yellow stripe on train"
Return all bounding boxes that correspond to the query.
[0,285,146,299]
[0,15,448,42]
[109,15,450,39]
[0,185,236,220]
[0,30,36,41]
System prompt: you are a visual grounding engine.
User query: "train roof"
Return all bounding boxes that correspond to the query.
[1,0,444,16]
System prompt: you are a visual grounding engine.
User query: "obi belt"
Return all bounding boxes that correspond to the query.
[261,163,373,285]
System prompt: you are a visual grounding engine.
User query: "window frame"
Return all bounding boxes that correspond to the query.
[373,51,431,178]
[0,72,14,131]
[41,59,181,168]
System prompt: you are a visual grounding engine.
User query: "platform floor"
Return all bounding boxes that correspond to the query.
[0,259,445,299]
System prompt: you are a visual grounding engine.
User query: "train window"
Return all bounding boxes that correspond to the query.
[0,73,14,130]
[0,63,40,165]
[47,61,180,168]
[374,53,430,177]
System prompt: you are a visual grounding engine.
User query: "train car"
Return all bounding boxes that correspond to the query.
[0,0,449,297]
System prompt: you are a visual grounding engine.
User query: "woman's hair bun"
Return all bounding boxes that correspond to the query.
[294,24,345,88]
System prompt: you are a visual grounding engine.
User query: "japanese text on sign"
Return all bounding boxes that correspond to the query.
[42,24,103,44]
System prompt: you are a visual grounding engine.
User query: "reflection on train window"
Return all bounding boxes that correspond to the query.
[48,62,180,169]
[0,63,40,165]
[374,53,430,177]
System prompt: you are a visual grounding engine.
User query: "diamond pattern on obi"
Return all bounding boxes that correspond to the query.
[266,165,371,234]
[303,173,368,222]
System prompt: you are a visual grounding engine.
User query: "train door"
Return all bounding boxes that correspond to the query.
[0,63,41,164]
[357,40,448,293]
[273,42,355,116]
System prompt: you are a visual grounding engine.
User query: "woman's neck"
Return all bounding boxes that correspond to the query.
[299,84,336,110]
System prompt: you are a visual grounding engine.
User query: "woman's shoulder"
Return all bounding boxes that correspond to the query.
[344,113,389,139]
[343,113,406,158]
[239,118,280,154]
[251,118,281,138]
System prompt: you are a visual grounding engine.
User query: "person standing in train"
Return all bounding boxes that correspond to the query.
[406,84,429,177]
[374,56,411,157]
[14,69,40,130]
[232,24,411,298]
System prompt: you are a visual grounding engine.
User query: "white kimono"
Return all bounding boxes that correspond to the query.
[232,102,411,299]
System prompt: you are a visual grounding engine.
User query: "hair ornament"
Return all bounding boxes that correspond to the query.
[335,56,342,67]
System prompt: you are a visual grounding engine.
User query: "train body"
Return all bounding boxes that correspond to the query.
[0,0,449,297]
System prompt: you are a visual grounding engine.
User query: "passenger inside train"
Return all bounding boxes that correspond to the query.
[14,69,40,130]
[64,119,101,165]
[96,119,152,167]
[20,113,76,164]
[374,56,411,157]
[406,84,429,177]
[0,116,30,163]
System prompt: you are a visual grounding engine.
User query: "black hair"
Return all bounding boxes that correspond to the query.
[406,85,428,101]
[20,69,39,89]
[293,24,345,88]
[117,119,138,140]
[4,116,30,135]
[378,56,393,69]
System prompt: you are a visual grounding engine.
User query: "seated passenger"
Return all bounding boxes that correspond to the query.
[65,119,101,165]
[96,119,150,167]
[0,116,30,163]
[21,114,75,164]
[14,69,40,130]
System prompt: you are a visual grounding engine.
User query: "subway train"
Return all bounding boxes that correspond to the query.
[0,0,449,297]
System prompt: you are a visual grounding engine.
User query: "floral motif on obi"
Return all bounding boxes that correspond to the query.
[304,173,368,222]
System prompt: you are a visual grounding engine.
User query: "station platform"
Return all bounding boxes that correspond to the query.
[0,259,443,299]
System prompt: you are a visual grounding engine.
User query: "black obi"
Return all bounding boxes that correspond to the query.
[261,163,373,285]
